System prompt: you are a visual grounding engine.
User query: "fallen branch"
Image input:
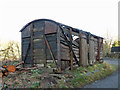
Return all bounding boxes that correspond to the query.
[14,61,24,67]
[17,67,38,70]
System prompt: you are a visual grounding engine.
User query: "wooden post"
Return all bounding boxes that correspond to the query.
[97,38,100,62]
[79,31,82,66]
[43,35,47,67]
[99,38,103,62]
[88,34,91,65]
[30,24,33,67]
[57,26,61,71]
[70,28,73,71]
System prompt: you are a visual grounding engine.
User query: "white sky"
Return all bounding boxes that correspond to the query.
[0,0,119,43]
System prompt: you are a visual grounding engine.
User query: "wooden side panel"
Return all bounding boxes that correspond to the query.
[33,27,57,62]
[33,21,45,64]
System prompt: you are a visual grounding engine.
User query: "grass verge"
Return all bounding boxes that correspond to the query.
[57,62,118,88]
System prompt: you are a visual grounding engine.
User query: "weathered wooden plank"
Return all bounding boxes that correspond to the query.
[60,40,68,45]
[46,37,57,42]
[22,41,30,45]
[22,25,31,38]
[33,59,44,64]
[60,44,69,49]
[46,33,56,37]
[72,41,79,47]
[33,38,43,43]
[33,56,44,60]
[61,48,70,53]
[73,50,79,55]
[61,54,70,60]
[33,21,44,31]
[33,30,44,36]
[45,21,57,34]
[60,35,70,42]
[33,35,44,39]
[72,48,79,51]
[22,38,30,42]
[33,50,57,59]
[46,41,57,50]
[60,36,66,41]
[33,53,55,60]
[74,53,79,58]
[33,49,44,53]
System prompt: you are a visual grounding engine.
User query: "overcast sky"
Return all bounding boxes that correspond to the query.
[0,0,119,43]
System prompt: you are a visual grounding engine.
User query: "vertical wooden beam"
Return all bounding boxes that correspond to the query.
[57,26,61,71]
[99,38,103,62]
[79,31,83,66]
[88,34,90,65]
[43,38,47,67]
[101,39,103,62]
[44,23,47,67]
[21,33,24,67]
[70,28,73,71]
[97,38,100,62]
[30,24,33,67]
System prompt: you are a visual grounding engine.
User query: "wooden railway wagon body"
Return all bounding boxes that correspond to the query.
[20,19,103,71]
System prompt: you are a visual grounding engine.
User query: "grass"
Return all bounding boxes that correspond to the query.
[57,62,118,88]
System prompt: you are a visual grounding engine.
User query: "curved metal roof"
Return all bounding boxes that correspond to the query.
[20,18,103,39]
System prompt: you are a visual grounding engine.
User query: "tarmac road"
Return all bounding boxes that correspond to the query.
[84,59,119,88]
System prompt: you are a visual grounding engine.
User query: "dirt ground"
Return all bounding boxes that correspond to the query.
[1,60,70,88]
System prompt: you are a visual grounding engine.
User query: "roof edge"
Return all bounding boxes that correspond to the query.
[19,19,59,32]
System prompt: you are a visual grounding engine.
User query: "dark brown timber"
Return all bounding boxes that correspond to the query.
[79,31,82,66]
[70,28,73,70]
[30,24,34,66]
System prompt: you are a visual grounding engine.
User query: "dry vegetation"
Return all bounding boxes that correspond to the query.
[0,40,21,61]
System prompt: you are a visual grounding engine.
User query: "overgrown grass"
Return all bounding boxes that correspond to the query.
[57,62,118,88]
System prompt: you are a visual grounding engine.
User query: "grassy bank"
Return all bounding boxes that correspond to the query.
[2,61,118,88]
[56,62,118,88]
